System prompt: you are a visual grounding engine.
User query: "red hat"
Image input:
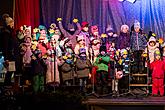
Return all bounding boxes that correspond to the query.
[81,21,89,28]
[91,25,98,34]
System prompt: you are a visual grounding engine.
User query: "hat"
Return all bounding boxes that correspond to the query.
[5,17,14,26]
[81,21,89,28]
[38,25,47,31]
[134,20,140,29]
[76,35,85,42]
[120,49,128,56]
[91,25,98,34]
[121,25,129,31]
[106,25,114,33]
[154,50,161,57]
[2,13,9,21]
[99,45,106,52]
[148,36,156,43]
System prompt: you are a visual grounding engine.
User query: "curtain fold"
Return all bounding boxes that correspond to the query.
[14,0,40,29]
[14,0,164,37]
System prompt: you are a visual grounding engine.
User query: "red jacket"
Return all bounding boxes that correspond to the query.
[150,60,165,78]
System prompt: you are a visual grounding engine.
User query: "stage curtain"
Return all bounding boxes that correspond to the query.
[40,0,165,37]
[14,0,40,29]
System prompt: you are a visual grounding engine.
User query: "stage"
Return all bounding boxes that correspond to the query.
[83,96,165,110]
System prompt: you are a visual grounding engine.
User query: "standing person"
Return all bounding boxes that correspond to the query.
[118,49,130,94]
[143,36,159,63]
[79,21,90,47]
[57,18,81,47]
[1,14,16,86]
[106,25,118,49]
[75,48,92,91]
[90,25,100,40]
[150,50,165,96]
[31,50,47,94]
[94,45,110,95]
[74,34,89,58]
[89,37,101,63]
[130,20,147,73]
[117,25,130,50]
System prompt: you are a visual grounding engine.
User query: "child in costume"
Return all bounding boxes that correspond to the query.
[130,20,147,73]
[59,52,75,86]
[45,36,60,84]
[58,38,75,85]
[31,50,47,94]
[94,45,110,94]
[75,48,92,91]
[57,18,81,47]
[100,33,107,46]
[143,36,159,63]
[90,25,100,40]
[106,25,118,48]
[74,34,89,58]
[36,25,49,57]
[150,50,165,96]
[89,37,101,63]
[118,49,130,94]
[117,25,130,50]
[21,36,33,85]
[79,21,90,47]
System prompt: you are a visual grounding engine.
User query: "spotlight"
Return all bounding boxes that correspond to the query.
[119,0,136,3]
[126,0,136,3]
[118,0,125,2]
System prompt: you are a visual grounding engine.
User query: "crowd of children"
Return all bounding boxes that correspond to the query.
[1,15,165,96]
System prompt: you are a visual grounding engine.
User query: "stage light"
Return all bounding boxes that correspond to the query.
[126,0,136,3]
[118,0,125,2]
[119,0,136,3]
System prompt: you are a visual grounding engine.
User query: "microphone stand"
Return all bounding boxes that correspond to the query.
[85,47,99,98]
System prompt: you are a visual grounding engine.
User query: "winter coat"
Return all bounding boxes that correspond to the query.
[60,61,74,81]
[94,55,110,72]
[31,58,47,76]
[0,26,15,60]
[75,58,92,78]
[117,32,130,49]
[121,57,130,74]
[107,35,118,44]
[37,42,48,56]
[144,45,159,63]
[130,32,147,51]
[58,22,81,47]
[150,60,165,78]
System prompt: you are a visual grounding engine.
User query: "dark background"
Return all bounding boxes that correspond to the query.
[0,0,13,26]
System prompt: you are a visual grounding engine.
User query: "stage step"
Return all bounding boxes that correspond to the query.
[132,74,147,76]
[129,84,152,86]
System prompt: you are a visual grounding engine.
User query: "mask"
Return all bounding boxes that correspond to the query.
[66,59,72,64]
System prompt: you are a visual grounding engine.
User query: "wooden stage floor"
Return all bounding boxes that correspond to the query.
[83,96,165,110]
